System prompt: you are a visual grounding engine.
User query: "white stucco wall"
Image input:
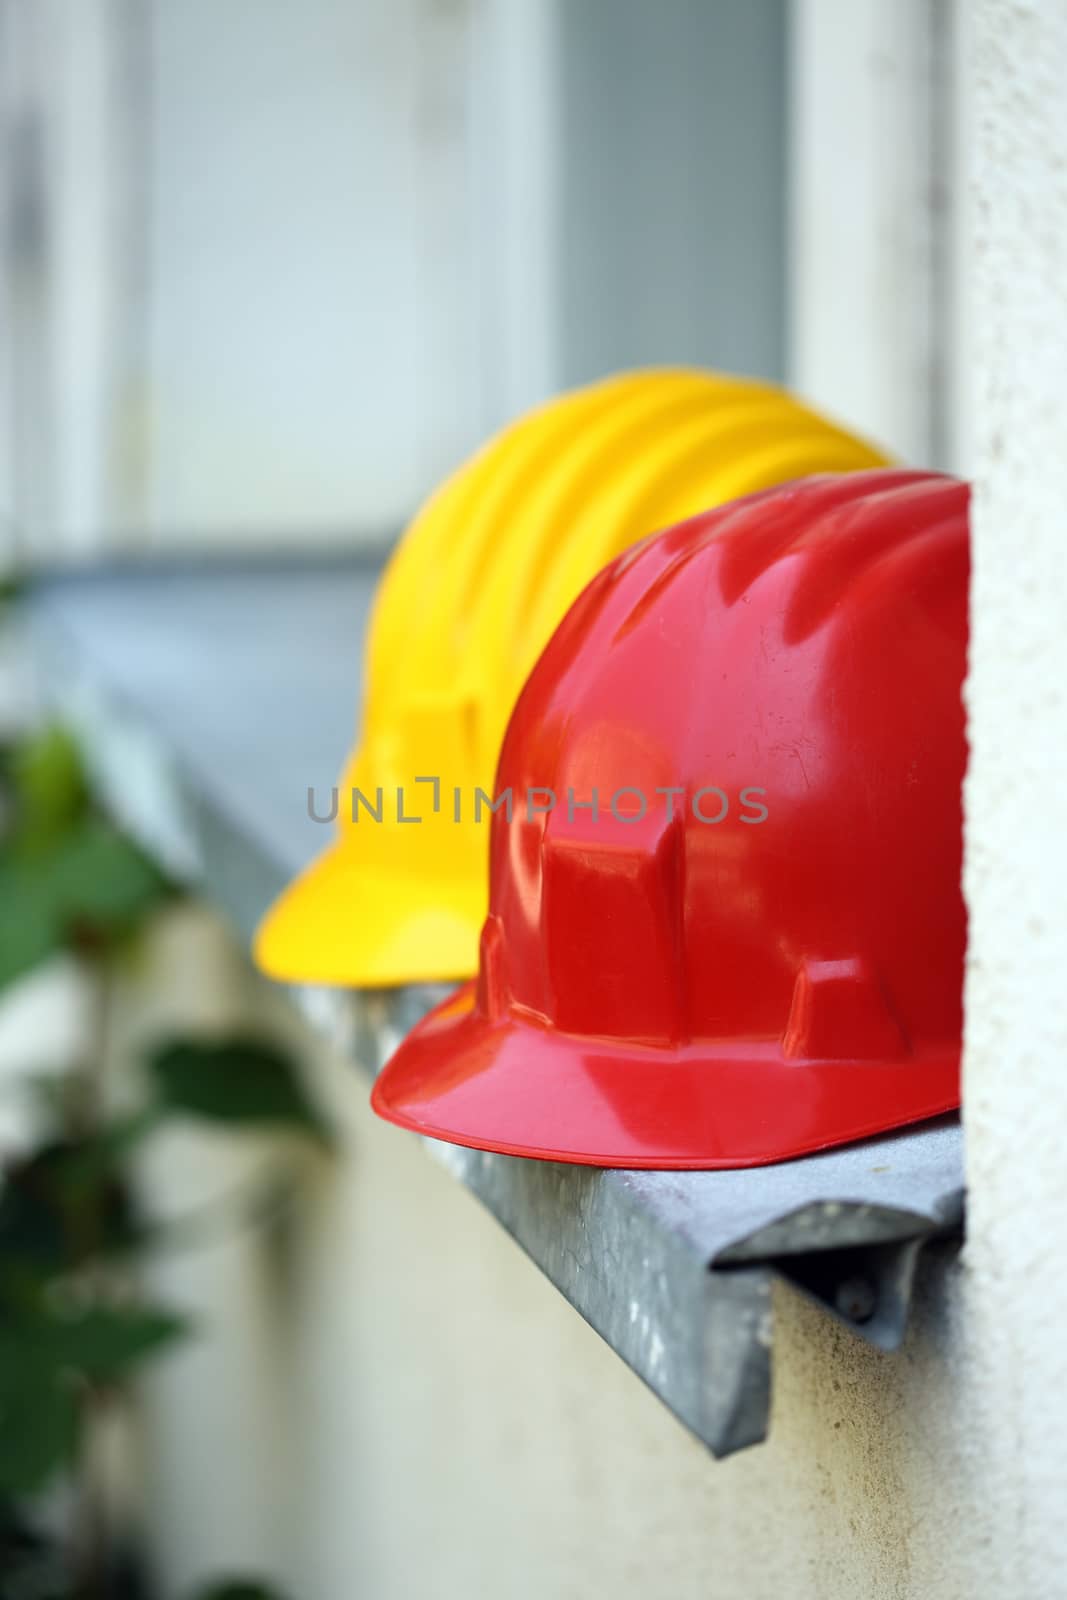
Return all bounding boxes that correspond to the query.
[962,0,1067,1591]
[790,0,945,466]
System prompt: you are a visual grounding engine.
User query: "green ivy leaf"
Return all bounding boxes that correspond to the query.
[0,856,64,990]
[46,1304,189,1381]
[46,817,171,941]
[0,1123,156,1290]
[0,815,171,995]
[0,1302,187,1494]
[9,725,89,854]
[0,1332,80,1494]
[146,1037,330,1144]
[0,1147,74,1285]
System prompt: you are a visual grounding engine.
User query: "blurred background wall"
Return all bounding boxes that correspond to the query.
[0,0,789,563]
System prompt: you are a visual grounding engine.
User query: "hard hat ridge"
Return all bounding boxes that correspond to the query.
[372,469,968,1168]
[255,370,891,990]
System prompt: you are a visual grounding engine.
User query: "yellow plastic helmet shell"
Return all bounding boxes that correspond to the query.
[254,368,890,987]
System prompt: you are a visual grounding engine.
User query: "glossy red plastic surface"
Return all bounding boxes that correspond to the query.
[372,471,969,1168]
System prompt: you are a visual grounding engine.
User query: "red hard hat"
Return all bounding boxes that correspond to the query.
[372,470,969,1169]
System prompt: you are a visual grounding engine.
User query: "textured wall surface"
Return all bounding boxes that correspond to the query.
[790,0,945,465]
[963,0,1067,1592]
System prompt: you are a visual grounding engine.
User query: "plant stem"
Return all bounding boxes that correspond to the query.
[69,956,112,1599]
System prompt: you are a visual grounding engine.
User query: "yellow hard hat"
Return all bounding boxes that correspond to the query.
[254,368,890,988]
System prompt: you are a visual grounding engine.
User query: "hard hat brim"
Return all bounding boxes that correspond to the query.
[253,844,484,988]
[371,982,960,1169]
